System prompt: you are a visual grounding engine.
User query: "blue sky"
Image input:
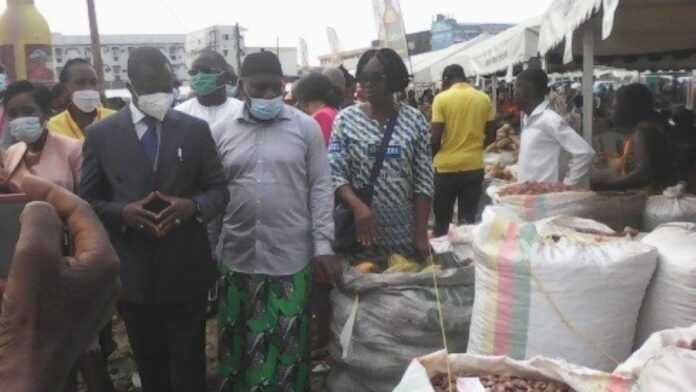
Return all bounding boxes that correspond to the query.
[1,0,552,64]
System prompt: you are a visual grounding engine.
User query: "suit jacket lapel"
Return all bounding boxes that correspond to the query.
[154,110,179,188]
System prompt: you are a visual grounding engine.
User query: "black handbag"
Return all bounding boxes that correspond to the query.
[333,111,399,254]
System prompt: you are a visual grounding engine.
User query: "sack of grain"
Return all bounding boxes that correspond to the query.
[394,351,633,392]
[469,209,657,371]
[636,224,696,346]
[642,184,696,231]
[327,257,475,392]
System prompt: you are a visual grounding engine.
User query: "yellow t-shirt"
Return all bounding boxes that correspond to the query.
[48,107,116,140]
[432,83,494,173]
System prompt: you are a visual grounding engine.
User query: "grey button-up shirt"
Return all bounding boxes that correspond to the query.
[209,104,335,276]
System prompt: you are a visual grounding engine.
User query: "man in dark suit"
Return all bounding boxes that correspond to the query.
[80,47,229,392]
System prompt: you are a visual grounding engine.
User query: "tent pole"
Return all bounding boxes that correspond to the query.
[582,25,594,143]
[492,76,498,114]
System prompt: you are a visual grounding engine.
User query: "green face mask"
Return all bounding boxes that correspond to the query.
[191,72,222,96]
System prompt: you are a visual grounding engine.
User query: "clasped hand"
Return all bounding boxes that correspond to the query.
[122,192,195,238]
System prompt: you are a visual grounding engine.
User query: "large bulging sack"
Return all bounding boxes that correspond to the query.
[616,325,696,391]
[327,260,475,392]
[636,223,696,346]
[469,210,658,371]
[394,351,634,392]
[492,182,646,231]
[642,188,696,231]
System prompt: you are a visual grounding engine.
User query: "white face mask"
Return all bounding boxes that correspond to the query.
[72,89,101,113]
[9,116,44,144]
[0,73,7,93]
[135,92,173,121]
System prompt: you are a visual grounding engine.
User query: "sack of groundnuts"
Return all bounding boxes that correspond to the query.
[393,351,634,392]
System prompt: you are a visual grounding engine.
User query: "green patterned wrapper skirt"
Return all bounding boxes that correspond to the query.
[218,264,312,392]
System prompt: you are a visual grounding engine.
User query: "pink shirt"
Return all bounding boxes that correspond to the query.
[313,106,338,146]
[3,132,83,193]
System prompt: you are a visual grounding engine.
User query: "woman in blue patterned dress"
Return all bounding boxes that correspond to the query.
[329,48,433,261]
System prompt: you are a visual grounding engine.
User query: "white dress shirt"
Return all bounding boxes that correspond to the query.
[175,97,243,139]
[518,100,596,186]
[129,102,162,170]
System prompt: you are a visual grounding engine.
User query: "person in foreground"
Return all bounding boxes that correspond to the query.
[591,83,674,192]
[2,81,82,193]
[431,64,494,236]
[80,47,229,392]
[210,51,339,392]
[329,48,433,261]
[0,176,120,392]
[48,58,115,140]
[515,69,595,186]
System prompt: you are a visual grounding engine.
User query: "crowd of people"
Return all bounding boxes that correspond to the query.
[0,42,695,392]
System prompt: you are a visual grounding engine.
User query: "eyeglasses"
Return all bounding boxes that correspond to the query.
[358,72,386,85]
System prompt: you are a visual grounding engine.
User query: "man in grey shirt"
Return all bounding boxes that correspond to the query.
[210,51,339,391]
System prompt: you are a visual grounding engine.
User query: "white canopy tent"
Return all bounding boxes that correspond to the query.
[410,34,491,84]
[538,0,696,141]
[459,16,541,77]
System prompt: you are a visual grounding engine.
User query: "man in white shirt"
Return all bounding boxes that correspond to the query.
[175,50,243,136]
[516,69,595,186]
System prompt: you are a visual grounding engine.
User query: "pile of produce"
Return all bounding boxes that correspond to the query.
[352,254,443,274]
[485,124,520,153]
[485,163,516,182]
[498,182,581,196]
[430,373,576,392]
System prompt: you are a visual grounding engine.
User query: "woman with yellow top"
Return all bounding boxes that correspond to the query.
[47,58,115,140]
[592,83,675,192]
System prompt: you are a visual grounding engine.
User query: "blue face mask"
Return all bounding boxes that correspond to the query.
[248,96,284,121]
[0,74,7,93]
[8,116,44,144]
[226,85,238,98]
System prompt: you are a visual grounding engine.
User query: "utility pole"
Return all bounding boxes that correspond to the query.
[86,0,105,93]
[234,23,243,73]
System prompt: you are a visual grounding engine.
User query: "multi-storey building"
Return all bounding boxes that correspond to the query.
[52,33,187,89]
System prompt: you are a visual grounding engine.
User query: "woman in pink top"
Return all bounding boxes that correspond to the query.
[2,81,82,194]
[293,72,342,146]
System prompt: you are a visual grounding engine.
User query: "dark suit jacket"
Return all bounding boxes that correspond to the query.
[80,107,229,304]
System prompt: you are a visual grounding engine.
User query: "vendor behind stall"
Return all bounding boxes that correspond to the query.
[592,83,675,192]
[515,69,595,186]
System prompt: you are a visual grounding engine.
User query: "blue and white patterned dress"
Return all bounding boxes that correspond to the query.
[329,104,434,259]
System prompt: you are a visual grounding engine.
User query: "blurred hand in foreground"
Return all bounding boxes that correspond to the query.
[0,176,120,392]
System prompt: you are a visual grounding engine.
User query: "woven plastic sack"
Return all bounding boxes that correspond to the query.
[636,224,696,346]
[469,209,657,371]
[642,184,696,231]
[394,351,634,392]
[327,259,475,392]
[616,325,696,391]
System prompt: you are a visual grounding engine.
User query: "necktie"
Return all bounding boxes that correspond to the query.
[141,117,159,165]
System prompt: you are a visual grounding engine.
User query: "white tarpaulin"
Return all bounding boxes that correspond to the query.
[456,17,541,77]
[539,0,696,68]
[410,34,490,84]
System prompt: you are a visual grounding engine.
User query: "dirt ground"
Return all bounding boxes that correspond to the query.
[79,316,329,392]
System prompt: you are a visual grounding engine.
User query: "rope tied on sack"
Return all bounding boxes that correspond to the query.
[427,249,453,392]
